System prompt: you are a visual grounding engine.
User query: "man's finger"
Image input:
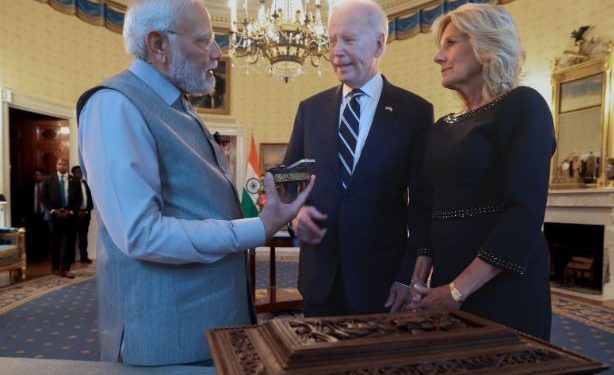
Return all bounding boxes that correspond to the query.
[384,289,396,308]
[306,206,327,221]
[291,175,316,209]
[391,288,410,313]
[413,283,430,295]
[391,298,404,313]
[263,172,275,192]
[301,215,325,235]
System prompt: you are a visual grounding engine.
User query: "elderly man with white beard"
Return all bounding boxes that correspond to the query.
[77,0,314,367]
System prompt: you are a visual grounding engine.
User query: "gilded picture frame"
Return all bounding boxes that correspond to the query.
[187,58,230,115]
[550,54,613,188]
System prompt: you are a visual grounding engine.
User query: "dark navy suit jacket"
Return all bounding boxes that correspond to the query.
[284,77,434,313]
[42,173,82,212]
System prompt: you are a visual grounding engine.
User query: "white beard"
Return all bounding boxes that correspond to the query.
[168,43,215,95]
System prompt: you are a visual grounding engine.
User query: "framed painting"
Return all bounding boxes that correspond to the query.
[208,126,246,188]
[260,143,288,173]
[186,57,230,114]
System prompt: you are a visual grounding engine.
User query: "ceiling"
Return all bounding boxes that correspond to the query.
[112,0,433,28]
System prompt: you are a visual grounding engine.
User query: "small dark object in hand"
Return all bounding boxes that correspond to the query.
[268,159,315,184]
[268,159,315,203]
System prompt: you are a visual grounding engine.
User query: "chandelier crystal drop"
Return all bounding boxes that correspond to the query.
[229,0,331,83]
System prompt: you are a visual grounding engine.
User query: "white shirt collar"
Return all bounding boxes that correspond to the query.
[342,73,383,100]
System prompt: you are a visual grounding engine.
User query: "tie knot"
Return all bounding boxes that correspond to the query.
[348,89,364,99]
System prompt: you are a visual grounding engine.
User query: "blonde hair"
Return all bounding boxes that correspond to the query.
[433,3,524,100]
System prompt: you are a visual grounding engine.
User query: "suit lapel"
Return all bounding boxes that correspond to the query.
[325,85,344,188]
[350,78,400,187]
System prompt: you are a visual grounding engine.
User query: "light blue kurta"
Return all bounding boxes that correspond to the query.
[78,59,261,365]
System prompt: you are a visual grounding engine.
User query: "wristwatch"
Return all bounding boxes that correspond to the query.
[448,282,464,303]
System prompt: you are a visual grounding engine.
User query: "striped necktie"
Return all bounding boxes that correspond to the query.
[337,89,364,189]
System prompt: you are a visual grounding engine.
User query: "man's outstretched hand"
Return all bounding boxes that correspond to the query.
[259,173,316,240]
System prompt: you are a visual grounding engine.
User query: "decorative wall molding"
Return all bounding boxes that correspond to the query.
[35,0,515,46]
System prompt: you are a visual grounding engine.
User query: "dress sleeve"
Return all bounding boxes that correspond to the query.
[397,100,435,282]
[78,89,265,265]
[478,87,556,275]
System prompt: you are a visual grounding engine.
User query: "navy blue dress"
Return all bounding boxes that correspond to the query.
[422,86,555,340]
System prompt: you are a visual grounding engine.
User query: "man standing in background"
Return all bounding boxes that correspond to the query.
[43,158,80,278]
[22,168,50,262]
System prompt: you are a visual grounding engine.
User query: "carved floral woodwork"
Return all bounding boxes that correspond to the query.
[208,310,607,374]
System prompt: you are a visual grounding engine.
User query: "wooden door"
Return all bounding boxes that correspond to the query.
[9,108,70,225]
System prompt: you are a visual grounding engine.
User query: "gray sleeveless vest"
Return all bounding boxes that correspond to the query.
[77,70,252,365]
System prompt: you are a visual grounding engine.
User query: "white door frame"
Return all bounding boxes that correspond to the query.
[0,87,76,227]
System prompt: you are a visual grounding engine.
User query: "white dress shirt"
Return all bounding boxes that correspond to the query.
[34,182,44,213]
[78,59,265,264]
[79,180,88,210]
[339,73,383,170]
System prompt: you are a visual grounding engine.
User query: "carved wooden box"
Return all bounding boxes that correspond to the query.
[207,310,607,374]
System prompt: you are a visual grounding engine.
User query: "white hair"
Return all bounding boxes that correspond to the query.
[433,3,524,100]
[123,0,201,59]
[329,0,388,46]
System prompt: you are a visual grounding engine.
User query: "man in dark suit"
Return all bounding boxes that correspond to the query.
[22,168,50,261]
[284,0,433,317]
[71,165,93,263]
[43,158,81,278]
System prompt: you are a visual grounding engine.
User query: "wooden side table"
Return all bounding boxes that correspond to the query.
[249,235,302,313]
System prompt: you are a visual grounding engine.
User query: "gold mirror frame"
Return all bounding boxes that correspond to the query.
[551,52,614,188]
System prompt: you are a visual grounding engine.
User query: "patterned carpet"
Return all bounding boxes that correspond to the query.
[0,268,95,316]
[0,260,612,373]
[552,293,614,334]
[0,279,98,360]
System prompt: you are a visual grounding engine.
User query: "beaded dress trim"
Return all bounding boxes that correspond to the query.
[477,247,526,275]
[431,204,502,220]
[442,90,512,124]
[416,248,433,257]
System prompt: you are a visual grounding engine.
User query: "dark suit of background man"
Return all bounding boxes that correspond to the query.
[284,0,434,317]
[43,158,81,278]
[72,166,93,263]
[22,168,50,261]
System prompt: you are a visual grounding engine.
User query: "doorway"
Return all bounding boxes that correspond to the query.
[9,107,70,274]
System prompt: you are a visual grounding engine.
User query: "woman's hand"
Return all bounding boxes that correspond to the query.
[413,283,462,311]
[405,280,427,310]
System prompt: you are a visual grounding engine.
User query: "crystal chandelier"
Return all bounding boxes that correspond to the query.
[229,0,330,83]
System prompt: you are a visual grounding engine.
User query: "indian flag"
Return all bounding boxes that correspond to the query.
[241,136,262,218]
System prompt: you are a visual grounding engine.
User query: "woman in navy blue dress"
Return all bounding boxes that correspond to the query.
[408,3,555,340]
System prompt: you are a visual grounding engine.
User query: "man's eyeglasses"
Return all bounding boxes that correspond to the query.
[163,30,216,50]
